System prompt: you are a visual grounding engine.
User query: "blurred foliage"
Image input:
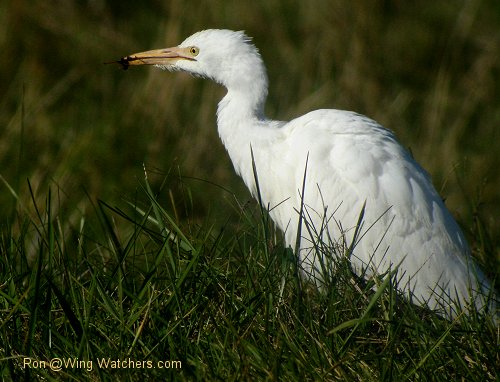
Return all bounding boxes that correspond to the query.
[0,0,499,261]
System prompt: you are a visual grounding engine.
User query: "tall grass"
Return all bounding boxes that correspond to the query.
[0,172,498,381]
[1,0,499,380]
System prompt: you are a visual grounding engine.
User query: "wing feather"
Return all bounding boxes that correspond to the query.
[271,109,487,313]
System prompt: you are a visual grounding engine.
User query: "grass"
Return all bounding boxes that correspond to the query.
[1,0,499,380]
[0,173,498,381]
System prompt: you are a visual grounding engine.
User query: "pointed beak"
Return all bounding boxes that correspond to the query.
[109,47,196,70]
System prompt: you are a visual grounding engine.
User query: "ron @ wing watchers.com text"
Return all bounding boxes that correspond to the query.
[22,357,182,373]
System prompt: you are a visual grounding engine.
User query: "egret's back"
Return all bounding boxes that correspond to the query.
[251,109,492,317]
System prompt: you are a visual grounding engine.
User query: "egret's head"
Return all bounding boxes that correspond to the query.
[118,29,267,92]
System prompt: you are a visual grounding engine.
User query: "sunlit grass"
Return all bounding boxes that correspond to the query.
[0,173,497,381]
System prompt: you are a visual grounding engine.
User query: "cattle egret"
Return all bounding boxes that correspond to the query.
[116,29,496,319]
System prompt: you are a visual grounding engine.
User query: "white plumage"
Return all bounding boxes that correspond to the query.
[119,29,495,319]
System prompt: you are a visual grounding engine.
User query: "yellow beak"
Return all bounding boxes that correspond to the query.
[110,47,196,69]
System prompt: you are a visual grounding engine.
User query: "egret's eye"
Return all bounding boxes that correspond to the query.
[189,46,199,56]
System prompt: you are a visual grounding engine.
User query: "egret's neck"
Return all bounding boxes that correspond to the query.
[216,75,273,191]
[215,47,269,138]
[216,75,268,146]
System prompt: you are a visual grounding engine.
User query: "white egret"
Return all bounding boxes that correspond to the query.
[116,29,495,319]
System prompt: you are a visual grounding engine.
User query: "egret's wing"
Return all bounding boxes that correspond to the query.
[284,110,485,311]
